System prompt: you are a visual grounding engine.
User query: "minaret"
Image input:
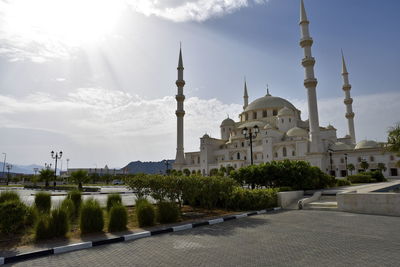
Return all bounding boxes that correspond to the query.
[174,46,186,166]
[243,79,249,110]
[341,51,356,143]
[299,0,322,153]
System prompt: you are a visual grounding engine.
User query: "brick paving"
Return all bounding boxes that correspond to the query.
[10,210,400,266]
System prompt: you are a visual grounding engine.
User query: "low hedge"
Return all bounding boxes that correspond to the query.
[0,200,27,234]
[136,199,155,227]
[348,171,386,184]
[0,191,20,203]
[80,199,104,234]
[108,204,128,232]
[24,185,100,192]
[61,198,76,222]
[34,192,51,214]
[67,190,82,217]
[157,201,180,224]
[336,179,351,186]
[227,187,278,211]
[107,194,122,211]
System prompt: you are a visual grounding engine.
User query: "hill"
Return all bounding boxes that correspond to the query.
[122,160,174,174]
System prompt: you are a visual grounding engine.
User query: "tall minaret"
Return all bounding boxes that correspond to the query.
[243,79,249,110]
[341,51,356,144]
[299,0,322,153]
[175,46,186,166]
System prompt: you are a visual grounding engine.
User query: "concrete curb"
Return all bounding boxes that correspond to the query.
[0,207,282,265]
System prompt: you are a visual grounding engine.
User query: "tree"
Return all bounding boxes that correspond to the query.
[39,169,53,187]
[89,173,100,184]
[360,161,369,172]
[102,173,112,184]
[183,169,191,176]
[70,170,89,190]
[347,163,355,175]
[377,163,387,174]
[387,123,400,168]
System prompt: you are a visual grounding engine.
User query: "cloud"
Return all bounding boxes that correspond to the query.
[128,0,267,22]
[1,88,398,166]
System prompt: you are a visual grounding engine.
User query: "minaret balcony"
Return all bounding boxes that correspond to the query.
[345,112,355,119]
[175,94,185,101]
[301,57,315,67]
[303,78,318,88]
[176,80,186,87]
[176,110,185,116]
[342,84,352,91]
[299,37,313,47]
[344,98,353,105]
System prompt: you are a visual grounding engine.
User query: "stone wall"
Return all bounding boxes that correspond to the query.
[278,190,304,208]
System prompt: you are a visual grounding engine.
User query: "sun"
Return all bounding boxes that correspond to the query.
[2,0,124,47]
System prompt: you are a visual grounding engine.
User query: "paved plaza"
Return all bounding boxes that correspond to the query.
[9,210,400,266]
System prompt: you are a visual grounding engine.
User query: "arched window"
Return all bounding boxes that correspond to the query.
[281,119,284,123]
[245,113,248,120]
[273,109,278,116]
[390,155,395,161]
[370,156,374,162]
[274,152,278,157]
[340,158,344,164]
[358,157,362,162]
[292,150,296,156]
[289,118,292,123]
[241,142,244,147]
[223,128,225,132]
[253,112,257,119]
[237,153,240,160]
[283,147,287,157]
[263,110,268,117]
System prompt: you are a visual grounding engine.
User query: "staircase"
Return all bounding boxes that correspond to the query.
[303,195,338,211]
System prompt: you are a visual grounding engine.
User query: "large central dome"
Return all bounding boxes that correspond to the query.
[244,94,296,112]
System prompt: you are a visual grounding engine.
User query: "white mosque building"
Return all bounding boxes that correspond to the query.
[173,0,399,179]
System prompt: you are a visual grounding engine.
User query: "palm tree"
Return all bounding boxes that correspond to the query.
[377,163,387,174]
[347,163,355,175]
[360,161,369,172]
[70,170,89,190]
[39,168,53,187]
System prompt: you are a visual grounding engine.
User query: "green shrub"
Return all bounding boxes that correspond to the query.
[0,200,27,234]
[108,204,128,232]
[61,198,76,222]
[278,187,293,192]
[35,192,51,213]
[157,201,180,224]
[369,170,387,182]
[80,199,104,234]
[227,188,278,211]
[49,207,69,237]
[136,199,155,227]
[25,206,38,227]
[0,191,20,203]
[67,190,82,217]
[35,216,50,240]
[348,174,374,183]
[107,194,122,211]
[336,179,351,186]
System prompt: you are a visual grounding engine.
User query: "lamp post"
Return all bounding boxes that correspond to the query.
[242,125,259,165]
[51,151,62,189]
[164,159,170,174]
[2,153,6,180]
[328,148,333,176]
[344,153,348,177]
[6,164,12,185]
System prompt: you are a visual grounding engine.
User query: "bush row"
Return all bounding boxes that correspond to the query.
[347,170,386,184]
[230,160,335,190]
[135,199,180,227]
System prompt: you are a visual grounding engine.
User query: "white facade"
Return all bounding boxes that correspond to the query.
[173,0,399,179]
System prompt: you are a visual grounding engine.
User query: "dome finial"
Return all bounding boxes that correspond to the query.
[266,84,271,96]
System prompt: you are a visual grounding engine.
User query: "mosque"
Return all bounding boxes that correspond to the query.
[172,0,399,178]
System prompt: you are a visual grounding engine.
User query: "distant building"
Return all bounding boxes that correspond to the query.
[172,0,399,178]
[64,165,125,176]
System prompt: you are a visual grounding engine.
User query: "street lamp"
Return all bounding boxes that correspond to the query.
[2,153,6,180]
[344,153,348,177]
[328,148,333,176]
[163,159,170,174]
[51,151,62,189]
[242,125,259,165]
[6,164,12,186]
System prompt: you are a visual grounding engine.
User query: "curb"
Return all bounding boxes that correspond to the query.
[0,207,282,265]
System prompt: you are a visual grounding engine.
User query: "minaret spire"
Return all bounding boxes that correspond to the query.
[299,0,322,153]
[341,50,356,144]
[174,45,186,168]
[243,78,249,110]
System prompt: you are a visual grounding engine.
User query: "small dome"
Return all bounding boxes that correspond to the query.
[263,123,274,130]
[286,127,308,137]
[331,142,352,150]
[244,94,296,112]
[220,117,235,127]
[202,133,210,138]
[278,106,294,117]
[326,124,336,130]
[355,140,380,150]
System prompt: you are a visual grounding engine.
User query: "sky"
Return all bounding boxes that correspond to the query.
[0,0,399,169]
